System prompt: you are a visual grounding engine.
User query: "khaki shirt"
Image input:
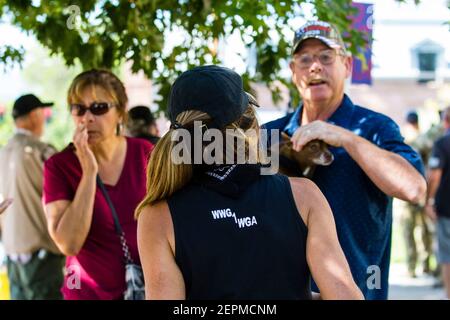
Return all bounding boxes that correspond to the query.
[0,131,60,255]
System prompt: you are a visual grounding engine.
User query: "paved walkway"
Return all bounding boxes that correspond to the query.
[388,263,446,300]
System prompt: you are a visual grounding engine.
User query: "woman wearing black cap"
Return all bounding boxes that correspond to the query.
[136,65,363,300]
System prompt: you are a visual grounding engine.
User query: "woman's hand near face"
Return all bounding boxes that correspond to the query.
[73,123,98,175]
[45,123,99,256]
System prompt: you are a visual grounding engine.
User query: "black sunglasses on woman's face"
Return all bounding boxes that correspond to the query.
[70,102,116,116]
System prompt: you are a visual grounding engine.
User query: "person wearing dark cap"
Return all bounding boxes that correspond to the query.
[126,106,160,145]
[406,111,419,127]
[136,65,363,300]
[264,21,426,299]
[0,94,64,299]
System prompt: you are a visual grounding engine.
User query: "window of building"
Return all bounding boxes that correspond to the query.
[411,39,444,83]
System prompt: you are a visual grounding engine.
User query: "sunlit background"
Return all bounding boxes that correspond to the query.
[1,0,449,299]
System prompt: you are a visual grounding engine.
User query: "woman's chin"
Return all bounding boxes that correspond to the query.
[87,134,101,145]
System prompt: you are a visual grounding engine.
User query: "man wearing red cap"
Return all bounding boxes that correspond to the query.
[264,21,426,299]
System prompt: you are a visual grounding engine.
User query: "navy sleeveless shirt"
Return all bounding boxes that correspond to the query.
[167,168,311,300]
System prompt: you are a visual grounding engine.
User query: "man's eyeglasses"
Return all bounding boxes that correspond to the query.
[293,49,344,69]
[70,102,115,116]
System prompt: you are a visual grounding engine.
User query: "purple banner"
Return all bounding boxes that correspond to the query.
[350,2,374,85]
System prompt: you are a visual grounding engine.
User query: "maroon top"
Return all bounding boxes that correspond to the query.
[43,137,153,300]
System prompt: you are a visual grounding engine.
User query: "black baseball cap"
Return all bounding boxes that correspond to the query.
[406,111,419,124]
[128,106,156,125]
[12,94,53,119]
[292,21,347,55]
[168,65,258,129]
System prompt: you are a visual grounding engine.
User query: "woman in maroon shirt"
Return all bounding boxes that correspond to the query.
[43,69,153,299]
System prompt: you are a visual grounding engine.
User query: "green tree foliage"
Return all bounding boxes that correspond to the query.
[0,45,25,71]
[0,105,13,146]
[0,0,423,111]
[21,45,82,149]
[0,0,368,110]
[0,45,81,149]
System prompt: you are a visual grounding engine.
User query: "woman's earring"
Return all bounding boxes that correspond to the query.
[116,122,124,135]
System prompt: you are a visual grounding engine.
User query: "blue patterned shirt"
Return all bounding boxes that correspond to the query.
[263,94,424,299]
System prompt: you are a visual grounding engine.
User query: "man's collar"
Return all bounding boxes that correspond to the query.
[284,105,303,136]
[326,94,354,128]
[283,94,355,136]
[15,128,33,136]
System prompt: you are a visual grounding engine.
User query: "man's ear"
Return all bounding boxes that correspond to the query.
[289,60,296,73]
[27,108,39,123]
[344,55,353,79]
[289,60,298,83]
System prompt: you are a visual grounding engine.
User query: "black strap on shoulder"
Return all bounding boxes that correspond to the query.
[96,175,133,264]
[96,175,123,236]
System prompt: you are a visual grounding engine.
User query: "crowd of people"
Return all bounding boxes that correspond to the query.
[0,20,448,300]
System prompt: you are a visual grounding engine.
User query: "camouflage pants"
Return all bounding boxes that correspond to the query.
[6,250,64,300]
[401,202,433,276]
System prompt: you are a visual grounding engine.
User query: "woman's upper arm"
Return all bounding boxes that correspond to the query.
[137,201,185,300]
[289,177,363,300]
[43,156,74,205]
[44,200,71,237]
[43,157,78,248]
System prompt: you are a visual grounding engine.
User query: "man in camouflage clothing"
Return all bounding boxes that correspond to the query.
[400,111,442,277]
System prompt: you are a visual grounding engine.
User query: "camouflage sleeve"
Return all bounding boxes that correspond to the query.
[410,124,444,164]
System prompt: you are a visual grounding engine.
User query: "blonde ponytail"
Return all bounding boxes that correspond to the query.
[135,110,210,218]
[135,105,261,218]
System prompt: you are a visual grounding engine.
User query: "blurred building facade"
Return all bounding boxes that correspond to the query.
[348,0,450,128]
